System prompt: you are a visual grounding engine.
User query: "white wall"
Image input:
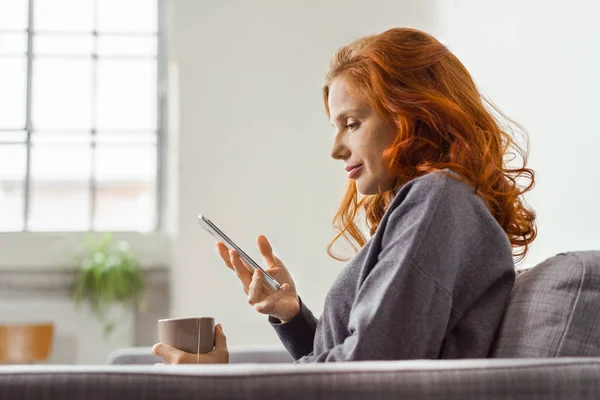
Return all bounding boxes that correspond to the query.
[167,0,600,349]
[166,0,443,346]
[441,0,600,267]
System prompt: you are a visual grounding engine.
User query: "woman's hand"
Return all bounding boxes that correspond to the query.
[152,324,229,364]
[217,235,300,323]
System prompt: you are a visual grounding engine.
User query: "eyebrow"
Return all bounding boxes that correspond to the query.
[330,108,365,126]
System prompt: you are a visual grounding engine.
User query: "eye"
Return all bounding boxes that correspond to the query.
[346,122,360,131]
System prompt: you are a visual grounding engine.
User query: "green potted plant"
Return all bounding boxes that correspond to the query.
[72,232,146,337]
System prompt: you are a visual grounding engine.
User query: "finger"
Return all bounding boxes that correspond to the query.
[253,283,291,314]
[152,343,191,365]
[214,323,228,351]
[253,298,273,314]
[257,235,277,267]
[247,269,264,304]
[216,242,233,270]
[230,250,253,286]
[280,282,292,292]
[233,251,254,273]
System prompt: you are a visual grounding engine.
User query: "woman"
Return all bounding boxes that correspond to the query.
[153,27,536,364]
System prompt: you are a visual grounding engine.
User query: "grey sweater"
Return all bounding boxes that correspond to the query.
[270,170,516,362]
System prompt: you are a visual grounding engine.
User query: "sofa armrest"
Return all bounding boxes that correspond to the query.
[4,358,600,399]
[107,346,293,365]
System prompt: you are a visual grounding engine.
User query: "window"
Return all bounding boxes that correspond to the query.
[0,0,163,232]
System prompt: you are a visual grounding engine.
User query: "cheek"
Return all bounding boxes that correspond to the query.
[375,123,397,156]
[353,122,396,168]
[367,126,396,171]
[380,122,398,146]
[360,143,386,173]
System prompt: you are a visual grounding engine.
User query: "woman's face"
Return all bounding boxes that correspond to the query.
[328,76,398,195]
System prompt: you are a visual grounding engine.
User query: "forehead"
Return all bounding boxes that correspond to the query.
[327,77,368,121]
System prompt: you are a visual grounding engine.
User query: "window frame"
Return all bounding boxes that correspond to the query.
[0,0,169,269]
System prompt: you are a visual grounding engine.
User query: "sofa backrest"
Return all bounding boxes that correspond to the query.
[491,251,600,358]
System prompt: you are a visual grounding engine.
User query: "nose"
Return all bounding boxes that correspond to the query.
[330,132,350,160]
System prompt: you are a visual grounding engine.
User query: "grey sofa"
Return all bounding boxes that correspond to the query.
[1,251,599,399]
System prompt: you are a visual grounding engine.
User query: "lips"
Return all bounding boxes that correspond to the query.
[346,164,363,179]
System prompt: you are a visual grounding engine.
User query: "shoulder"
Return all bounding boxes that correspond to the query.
[400,169,477,199]
[379,169,498,247]
[377,170,512,284]
[387,169,481,218]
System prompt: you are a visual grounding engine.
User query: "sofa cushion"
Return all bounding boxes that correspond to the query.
[491,251,600,357]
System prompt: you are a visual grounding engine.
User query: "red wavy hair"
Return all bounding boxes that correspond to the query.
[324,28,536,263]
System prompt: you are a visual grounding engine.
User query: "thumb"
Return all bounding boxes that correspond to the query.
[257,235,276,264]
[214,323,228,350]
[152,343,180,364]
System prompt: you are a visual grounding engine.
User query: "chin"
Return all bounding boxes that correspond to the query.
[355,180,379,195]
[355,176,396,195]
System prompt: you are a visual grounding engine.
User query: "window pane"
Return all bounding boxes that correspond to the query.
[94,182,155,231]
[0,144,27,178]
[29,183,90,231]
[96,60,156,130]
[0,57,26,129]
[0,0,28,30]
[0,33,27,55]
[97,35,157,56]
[32,59,93,130]
[34,0,94,32]
[29,142,91,231]
[35,34,94,56]
[0,131,27,143]
[94,144,156,231]
[97,0,157,33]
[0,144,26,231]
[30,139,91,179]
[95,144,155,181]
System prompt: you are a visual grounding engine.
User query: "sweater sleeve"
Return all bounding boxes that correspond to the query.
[269,297,318,360]
[291,174,474,363]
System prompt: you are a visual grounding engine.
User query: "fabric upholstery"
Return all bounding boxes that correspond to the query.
[492,251,600,357]
[1,358,600,400]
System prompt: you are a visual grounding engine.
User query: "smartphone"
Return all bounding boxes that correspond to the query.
[198,214,281,292]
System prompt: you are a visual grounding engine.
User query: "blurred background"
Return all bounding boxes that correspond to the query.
[0,0,598,364]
